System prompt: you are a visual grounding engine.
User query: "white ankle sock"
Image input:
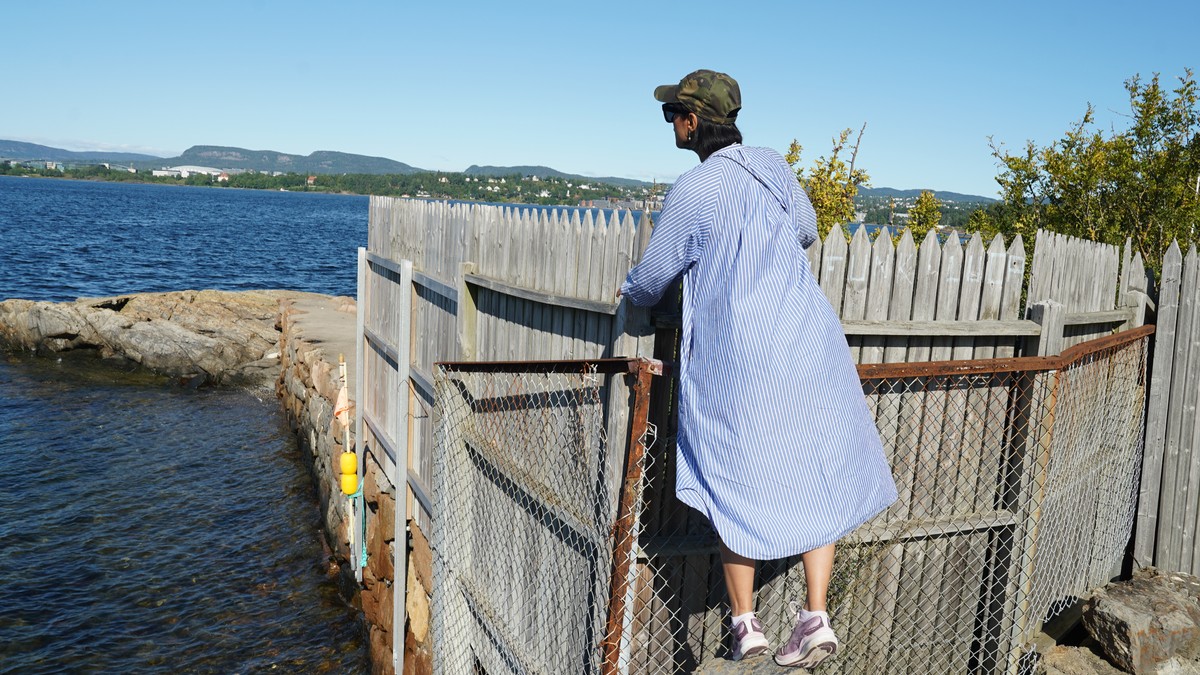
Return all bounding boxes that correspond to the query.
[732,611,756,628]
[799,607,829,622]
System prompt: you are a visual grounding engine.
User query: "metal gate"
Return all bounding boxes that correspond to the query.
[431,358,660,675]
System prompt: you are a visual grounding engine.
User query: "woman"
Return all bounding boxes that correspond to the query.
[618,69,898,668]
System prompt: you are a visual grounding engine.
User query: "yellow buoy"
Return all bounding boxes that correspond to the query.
[339,451,358,495]
[341,472,358,495]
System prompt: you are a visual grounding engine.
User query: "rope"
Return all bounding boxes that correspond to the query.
[345,483,368,569]
[359,492,368,568]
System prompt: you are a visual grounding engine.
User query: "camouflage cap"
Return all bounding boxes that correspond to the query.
[654,69,741,124]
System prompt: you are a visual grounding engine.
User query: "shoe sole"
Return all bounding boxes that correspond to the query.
[733,636,770,661]
[774,641,837,668]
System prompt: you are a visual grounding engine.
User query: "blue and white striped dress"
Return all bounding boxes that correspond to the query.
[620,144,898,560]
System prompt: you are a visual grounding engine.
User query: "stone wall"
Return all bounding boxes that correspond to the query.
[275,297,432,675]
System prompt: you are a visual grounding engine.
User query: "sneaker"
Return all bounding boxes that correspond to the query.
[731,616,769,661]
[774,603,838,668]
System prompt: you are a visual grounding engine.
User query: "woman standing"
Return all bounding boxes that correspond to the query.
[619,69,898,668]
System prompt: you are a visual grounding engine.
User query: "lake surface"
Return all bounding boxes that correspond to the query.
[0,176,366,302]
[0,177,370,672]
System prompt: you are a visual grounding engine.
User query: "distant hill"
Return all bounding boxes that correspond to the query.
[1,139,994,198]
[135,145,426,175]
[0,140,162,163]
[859,186,997,203]
[465,164,651,189]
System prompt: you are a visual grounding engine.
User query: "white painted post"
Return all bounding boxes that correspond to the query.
[394,258,413,675]
[354,247,367,584]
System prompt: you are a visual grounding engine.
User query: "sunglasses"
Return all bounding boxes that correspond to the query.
[662,103,691,123]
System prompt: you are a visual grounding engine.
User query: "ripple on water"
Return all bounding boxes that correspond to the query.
[0,354,368,673]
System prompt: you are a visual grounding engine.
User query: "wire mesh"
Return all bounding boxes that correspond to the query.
[430,332,1149,675]
[431,360,656,675]
[614,331,1149,675]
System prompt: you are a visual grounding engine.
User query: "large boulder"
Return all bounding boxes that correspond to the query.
[1037,645,1127,675]
[1083,568,1200,674]
[0,290,302,385]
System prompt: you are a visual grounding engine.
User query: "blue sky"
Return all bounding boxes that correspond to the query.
[4,1,1195,197]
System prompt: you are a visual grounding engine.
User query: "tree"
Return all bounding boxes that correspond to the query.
[986,70,1200,273]
[908,190,943,239]
[786,123,869,239]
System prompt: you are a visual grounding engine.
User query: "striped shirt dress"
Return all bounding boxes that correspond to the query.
[620,144,898,560]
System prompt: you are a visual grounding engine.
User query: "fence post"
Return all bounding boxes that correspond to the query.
[1028,301,1066,356]
[1135,242,1183,568]
[457,262,478,361]
[601,359,660,675]
[354,247,367,584]
[394,259,414,675]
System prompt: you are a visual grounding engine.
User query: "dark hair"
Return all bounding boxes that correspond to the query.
[689,116,742,159]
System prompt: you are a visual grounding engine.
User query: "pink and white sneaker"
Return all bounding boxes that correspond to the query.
[774,603,838,668]
[731,616,769,661]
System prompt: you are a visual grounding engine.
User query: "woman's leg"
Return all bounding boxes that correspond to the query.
[801,543,835,611]
[719,541,757,616]
[776,543,839,667]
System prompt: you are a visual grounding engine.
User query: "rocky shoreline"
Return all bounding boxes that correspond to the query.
[0,289,348,387]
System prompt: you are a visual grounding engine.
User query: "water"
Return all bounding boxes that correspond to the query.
[0,176,366,302]
[0,177,370,672]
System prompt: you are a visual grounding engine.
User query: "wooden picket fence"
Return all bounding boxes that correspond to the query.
[365,196,1158,674]
[1136,240,1200,576]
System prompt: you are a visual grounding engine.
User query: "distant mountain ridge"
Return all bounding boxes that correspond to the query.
[859,186,996,203]
[0,139,996,200]
[0,140,162,163]
[140,145,424,175]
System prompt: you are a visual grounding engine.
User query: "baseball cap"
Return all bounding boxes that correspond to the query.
[654,69,741,124]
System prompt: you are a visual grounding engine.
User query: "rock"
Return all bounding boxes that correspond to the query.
[361,567,395,637]
[369,624,395,675]
[1157,658,1200,675]
[404,625,433,675]
[0,289,312,385]
[1083,568,1200,674]
[368,512,395,583]
[410,523,433,596]
[1037,646,1127,675]
[406,559,430,643]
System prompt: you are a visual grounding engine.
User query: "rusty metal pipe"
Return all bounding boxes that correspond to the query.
[601,358,660,675]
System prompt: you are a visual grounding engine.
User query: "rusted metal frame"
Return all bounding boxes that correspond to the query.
[437,356,643,374]
[601,358,661,675]
[856,325,1155,381]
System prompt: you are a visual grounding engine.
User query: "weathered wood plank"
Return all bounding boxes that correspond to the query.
[820,226,849,317]
[942,233,987,672]
[1176,248,1200,574]
[1161,247,1200,571]
[844,225,872,361]
[894,230,941,671]
[839,319,1040,336]
[861,229,895,365]
[807,234,823,282]
[582,210,604,358]
[926,232,966,675]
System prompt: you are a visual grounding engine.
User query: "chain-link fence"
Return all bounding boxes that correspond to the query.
[431,358,659,675]
[617,327,1151,675]
[431,327,1151,675]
